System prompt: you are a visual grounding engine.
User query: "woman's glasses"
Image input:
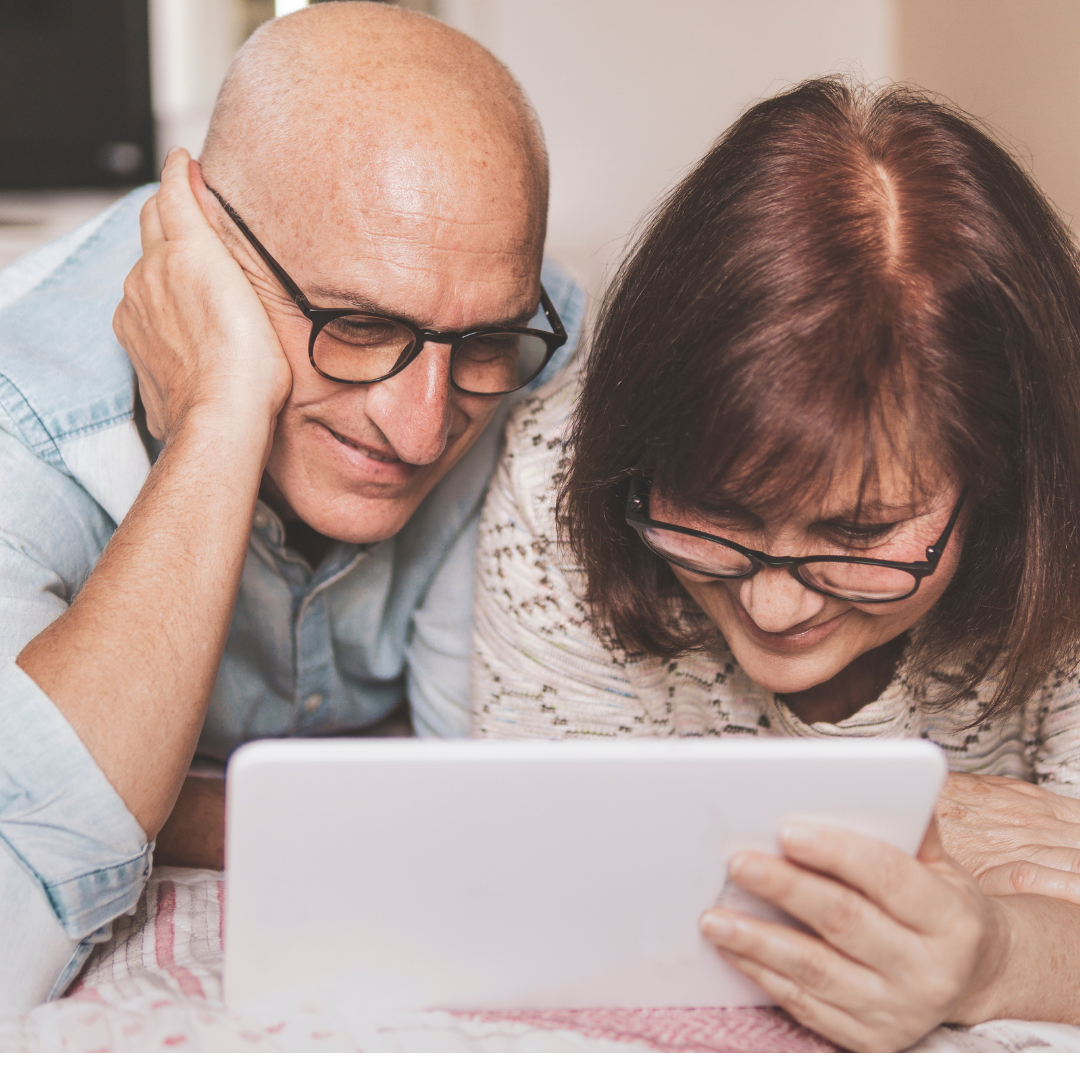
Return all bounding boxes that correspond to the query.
[624,477,967,603]
[206,185,568,396]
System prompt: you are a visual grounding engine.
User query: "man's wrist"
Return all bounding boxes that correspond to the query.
[164,393,279,464]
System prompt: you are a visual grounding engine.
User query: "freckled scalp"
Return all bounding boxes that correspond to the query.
[200,1,547,257]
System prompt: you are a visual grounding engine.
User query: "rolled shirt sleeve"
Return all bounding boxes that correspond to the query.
[0,428,151,1014]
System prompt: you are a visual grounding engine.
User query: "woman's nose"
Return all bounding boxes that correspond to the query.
[735,566,827,634]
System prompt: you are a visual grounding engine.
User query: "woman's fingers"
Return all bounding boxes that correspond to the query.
[702,911,929,1051]
[978,860,1080,903]
[700,904,880,1010]
[775,820,959,935]
[714,948,887,1051]
[725,849,916,970]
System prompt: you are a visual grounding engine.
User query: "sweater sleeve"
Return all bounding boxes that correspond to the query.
[1034,668,1080,797]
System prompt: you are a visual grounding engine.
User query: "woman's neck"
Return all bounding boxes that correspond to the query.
[779,635,907,726]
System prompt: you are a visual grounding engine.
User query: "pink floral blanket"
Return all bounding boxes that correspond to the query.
[0,868,1076,1053]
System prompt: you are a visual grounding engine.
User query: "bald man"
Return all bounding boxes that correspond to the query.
[0,3,583,1013]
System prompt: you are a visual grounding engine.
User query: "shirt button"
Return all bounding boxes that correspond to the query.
[304,693,324,713]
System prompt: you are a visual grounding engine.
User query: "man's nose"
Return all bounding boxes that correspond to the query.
[363,343,455,466]
[736,565,827,634]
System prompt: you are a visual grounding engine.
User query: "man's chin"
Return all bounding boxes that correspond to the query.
[296,496,426,546]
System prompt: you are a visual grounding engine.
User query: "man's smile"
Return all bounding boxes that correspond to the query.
[327,425,400,464]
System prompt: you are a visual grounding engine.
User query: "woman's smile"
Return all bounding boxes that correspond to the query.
[730,596,853,651]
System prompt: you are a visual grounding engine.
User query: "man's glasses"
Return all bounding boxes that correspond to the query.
[206,185,568,396]
[624,477,967,603]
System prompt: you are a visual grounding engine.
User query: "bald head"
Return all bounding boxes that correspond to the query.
[190,3,557,549]
[201,2,547,260]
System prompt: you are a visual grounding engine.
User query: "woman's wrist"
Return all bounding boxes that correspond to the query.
[948,894,1080,1027]
[945,895,1014,1027]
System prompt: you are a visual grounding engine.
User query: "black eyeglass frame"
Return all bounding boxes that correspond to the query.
[624,477,968,604]
[206,185,568,396]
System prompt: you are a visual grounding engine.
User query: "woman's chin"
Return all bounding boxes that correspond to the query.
[723,635,851,696]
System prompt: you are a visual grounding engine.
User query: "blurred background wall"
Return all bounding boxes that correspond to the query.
[897,1,1080,254]
[439,0,894,295]
[2,0,1079,294]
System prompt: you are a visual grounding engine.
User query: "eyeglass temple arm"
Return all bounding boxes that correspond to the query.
[539,285,568,343]
[210,183,567,345]
[205,184,312,315]
[925,486,968,562]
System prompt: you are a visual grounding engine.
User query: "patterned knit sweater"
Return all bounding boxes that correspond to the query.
[470,367,1080,796]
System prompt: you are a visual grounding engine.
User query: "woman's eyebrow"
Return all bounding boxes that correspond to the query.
[817,499,923,522]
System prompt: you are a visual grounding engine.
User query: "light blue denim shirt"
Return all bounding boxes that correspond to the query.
[0,186,585,1015]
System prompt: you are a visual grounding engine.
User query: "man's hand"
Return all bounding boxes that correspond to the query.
[113,148,292,442]
[937,772,1080,904]
[698,822,1008,1051]
[18,148,291,838]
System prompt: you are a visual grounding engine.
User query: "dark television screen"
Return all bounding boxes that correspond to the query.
[0,0,153,188]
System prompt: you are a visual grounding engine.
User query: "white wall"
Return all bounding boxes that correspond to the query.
[149,0,246,163]
[898,0,1080,235]
[147,0,897,298]
[440,1,896,299]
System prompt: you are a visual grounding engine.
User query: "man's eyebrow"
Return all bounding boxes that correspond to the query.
[308,287,540,331]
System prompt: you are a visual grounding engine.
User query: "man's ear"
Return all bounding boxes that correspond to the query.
[189,159,236,247]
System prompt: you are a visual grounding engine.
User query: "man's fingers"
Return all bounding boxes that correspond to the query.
[156,148,218,243]
[978,860,1080,904]
[138,193,165,254]
[987,845,1080,875]
[188,158,211,201]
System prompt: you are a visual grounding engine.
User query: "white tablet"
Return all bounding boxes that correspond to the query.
[223,738,945,1012]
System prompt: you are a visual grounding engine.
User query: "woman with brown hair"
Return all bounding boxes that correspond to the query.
[471,78,1080,1050]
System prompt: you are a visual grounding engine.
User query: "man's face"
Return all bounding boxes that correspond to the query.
[215,149,542,544]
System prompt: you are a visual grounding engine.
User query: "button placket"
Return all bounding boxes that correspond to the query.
[292,548,368,728]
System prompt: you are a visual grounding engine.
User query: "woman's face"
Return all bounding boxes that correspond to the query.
[653,461,965,695]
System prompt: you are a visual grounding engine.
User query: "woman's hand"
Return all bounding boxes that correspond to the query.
[937,773,1080,904]
[113,148,292,444]
[699,821,1008,1052]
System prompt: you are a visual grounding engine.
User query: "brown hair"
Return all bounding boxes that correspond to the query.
[560,77,1080,721]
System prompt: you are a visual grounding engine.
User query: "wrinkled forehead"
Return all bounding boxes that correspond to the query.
[236,131,544,322]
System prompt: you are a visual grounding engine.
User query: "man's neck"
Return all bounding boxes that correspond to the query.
[283,517,337,569]
[259,475,336,569]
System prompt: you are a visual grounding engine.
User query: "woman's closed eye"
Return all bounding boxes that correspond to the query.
[685,502,761,534]
[820,519,904,549]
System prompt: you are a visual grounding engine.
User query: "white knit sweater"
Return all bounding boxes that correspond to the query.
[470,367,1080,796]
